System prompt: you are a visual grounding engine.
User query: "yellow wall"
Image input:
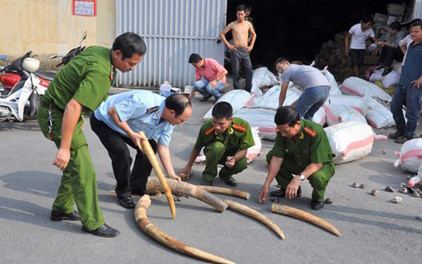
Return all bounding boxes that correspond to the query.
[0,0,115,69]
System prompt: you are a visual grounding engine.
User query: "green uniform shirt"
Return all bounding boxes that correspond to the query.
[271,119,333,170]
[42,46,116,114]
[194,117,255,154]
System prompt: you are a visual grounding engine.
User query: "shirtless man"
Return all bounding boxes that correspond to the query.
[220,4,257,92]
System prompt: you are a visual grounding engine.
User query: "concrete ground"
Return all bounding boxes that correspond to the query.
[0,89,421,264]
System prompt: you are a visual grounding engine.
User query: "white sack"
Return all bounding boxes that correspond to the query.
[326,94,371,114]
[340,77,392,102]
[250,85,301,109]
[324,105,367,126]
[381,70,400,88]
[234,108,277,141]
[246,127,262,163]
[250,67,278,95]
[394,138,422,173]
[324,121,382,164]
[369,69,384,82]
[365,98,395,129]
[321,70,341,96]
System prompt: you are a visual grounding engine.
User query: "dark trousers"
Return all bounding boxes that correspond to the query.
[90,115,157,198]
[379,46,403,67]
[390,85,422,138]
[230,47,253,92]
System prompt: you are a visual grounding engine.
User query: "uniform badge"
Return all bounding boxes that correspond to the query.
[146,106,160,114]
[204,126,215,136]
[299,132,304,139]
[304,127,317,137]
[232,123,247,132]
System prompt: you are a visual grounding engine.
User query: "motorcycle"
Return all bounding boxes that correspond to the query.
[0,31,87,96]
[0,51,47,122]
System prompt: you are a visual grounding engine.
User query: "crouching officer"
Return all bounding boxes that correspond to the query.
[179,102,254,186]
[258,106,335,210]
[37,32,146,237]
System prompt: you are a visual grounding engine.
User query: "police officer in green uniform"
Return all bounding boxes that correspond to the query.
[258,106,334,210]
[179,102,254,186]
[37,32,146,237]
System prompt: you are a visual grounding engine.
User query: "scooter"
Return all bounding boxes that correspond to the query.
[0,31,87,96]
[0,51,47,122]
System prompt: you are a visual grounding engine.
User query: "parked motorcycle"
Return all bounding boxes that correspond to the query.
[0,31,87,96]
[0,51,47,122]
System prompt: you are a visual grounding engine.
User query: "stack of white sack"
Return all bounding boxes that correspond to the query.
[234,108,277,141]
[324,121,387,164]
[340,77,392,102]
[250,67,278,95]
[203,90,254,120]
[394,138,422,173]
[365,98,395,129]
[369,69,401,88]
[246,127,262,163]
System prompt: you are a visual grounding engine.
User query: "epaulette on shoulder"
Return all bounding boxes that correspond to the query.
[232,123,247,132]
[204,126,215,136]
[146,106,160,114]
[304,127,317,137]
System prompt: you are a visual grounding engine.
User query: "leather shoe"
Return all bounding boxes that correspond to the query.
[82,224,120,238]
[201,180,213,186]
[50,210,80,221]
[388,130,403,139]
[394,135,411,144]
[118,196,135,209]
[269,186,301,198]
[223,176,237,187]
[311,200,325,210]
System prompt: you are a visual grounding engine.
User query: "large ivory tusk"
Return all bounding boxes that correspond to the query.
[199,186,250,200]
[147,177,228,212]
[224,200,285,239]
[134,195,235,264]
[271,203,342,237]
[138,131,176,219]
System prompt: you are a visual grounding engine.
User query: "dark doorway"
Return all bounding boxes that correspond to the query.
[225,0,412,69]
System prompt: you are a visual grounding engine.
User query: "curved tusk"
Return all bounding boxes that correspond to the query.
[199,186,250,200]
[134,195,236,264]
[224,200,285,239]
[147,177,228,213]
[138,131,176,219]
[271,203,342,237]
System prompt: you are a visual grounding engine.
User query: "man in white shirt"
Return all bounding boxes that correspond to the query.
[345,17,377,77]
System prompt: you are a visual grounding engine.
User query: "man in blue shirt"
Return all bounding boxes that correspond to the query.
[90,91,192,208]
[389,20,422,144]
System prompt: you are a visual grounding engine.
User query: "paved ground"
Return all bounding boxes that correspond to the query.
[1,90,421,264]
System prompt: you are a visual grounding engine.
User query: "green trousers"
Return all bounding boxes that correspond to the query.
[202,141,248,181]
[37,106,104,231]
[266,150,334,202]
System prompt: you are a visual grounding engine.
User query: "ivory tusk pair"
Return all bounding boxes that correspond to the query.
[147,177,228,212]
[271,203,342,237]
[224,200,285,239]
[134,195,235,264]
[138,131,176,219]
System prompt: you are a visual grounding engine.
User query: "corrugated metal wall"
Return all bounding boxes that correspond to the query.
[116,0,227,88]
[413,0,422,19]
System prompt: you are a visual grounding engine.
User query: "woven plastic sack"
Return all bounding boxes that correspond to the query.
[234,108,277,141]
[394,138,422,173]
[250,67,278,95]
[203,90,253,120]
[340,77,392,102]
[324,105,367,126]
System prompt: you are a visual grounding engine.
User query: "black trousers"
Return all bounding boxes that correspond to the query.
[378,46,403,67]
[90,115,157,198]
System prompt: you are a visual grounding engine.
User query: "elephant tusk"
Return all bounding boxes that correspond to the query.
[224,200,285,239]
[147,177,228,213]
[134,195,236,264]
[138,131,176,219]
[199,186,250,200]
[271,203,342,237]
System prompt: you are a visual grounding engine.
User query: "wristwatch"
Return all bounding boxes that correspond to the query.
[299,174,305,181]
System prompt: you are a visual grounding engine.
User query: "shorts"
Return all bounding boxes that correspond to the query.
[349,49,365,67]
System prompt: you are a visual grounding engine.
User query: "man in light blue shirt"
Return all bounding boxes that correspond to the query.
[90,90,192,208]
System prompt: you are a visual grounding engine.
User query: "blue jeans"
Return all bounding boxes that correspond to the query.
[296,86,330,120]
[193,77,225,99]
[390,85,422,138]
